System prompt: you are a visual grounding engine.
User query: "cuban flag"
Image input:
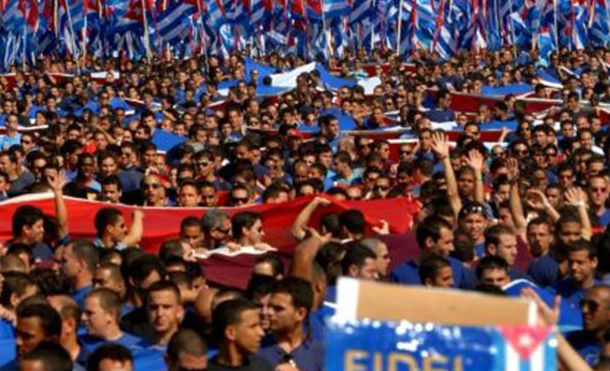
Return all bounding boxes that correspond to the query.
[157,0,199,45]
[323,0,350,19]
[570,0,588,49]
[537,25,555,66]
[495,326,557,371]
[2,0,27,33]
[589,0,610,46]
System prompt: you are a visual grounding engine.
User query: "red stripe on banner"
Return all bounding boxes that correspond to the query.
[0,195,418,254]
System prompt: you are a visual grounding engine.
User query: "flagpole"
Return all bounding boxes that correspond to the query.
[321,1,333,58]
[396,0,404,55]
[141,0,153,63]
[510,0,516,57]
[553,0,558,47]
[64,0,80,63]
[82,1,88,59]
[22,20,26,71]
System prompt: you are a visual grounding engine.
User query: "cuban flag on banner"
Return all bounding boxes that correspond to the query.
[2,0,26,33]
[496,326,557,371]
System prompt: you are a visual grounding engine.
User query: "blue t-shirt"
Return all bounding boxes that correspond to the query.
[551,278,596,312]
[565,330,601,367]
[0,319,14,340]
[598,209,610,228]
[527,253,560,288]
[78,332,143,365]
[131,346,166,371]
[257,335,324,371]
[390,257,476,289]
[73,285,93,308]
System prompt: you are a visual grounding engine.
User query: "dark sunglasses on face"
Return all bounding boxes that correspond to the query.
[580,299,604,312]
[143,183,161,189]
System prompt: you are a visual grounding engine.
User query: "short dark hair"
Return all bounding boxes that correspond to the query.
[16,303,62,338]
[419,255,451,284]
[22,341,73,371]
[253,252,284,278]
[86,343,133,371]
[416,216,452,249]
[145,280,181,306]
[232,211,261,240]
[212,298,259,342]
[94,207,123,236]
[12,205,44,238]
[180,216,201,234]
[339,209,366,236]
[341,243,377,275]
[128,254,166,285]
[69,239,99,273]
[167,329,207,363]
[476,256,509,280]
[1,271,36,308]
[272,277,313,316]
[484,225,515,249]
[87,288,122,322]
[567,238,597,259]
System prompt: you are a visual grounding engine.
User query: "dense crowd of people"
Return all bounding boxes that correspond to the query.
[1,46,610,370]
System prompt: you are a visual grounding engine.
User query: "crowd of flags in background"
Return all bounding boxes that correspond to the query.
[1,0,610,69]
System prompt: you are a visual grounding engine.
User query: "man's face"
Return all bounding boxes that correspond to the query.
[181,225,203,249]
[23,219,45,244]
[589,178,609,207]
[108,215,127,242]
[245,219,264,244]
[82,296,114,337]
[461,213,487,241]
[355,258,379,280]
[495,184,511,204]
[431,266,454,288]
[480,268,510,288]
[374,243,391,277]
[527,223,553,257]
[581,288,610,332]
[100,157,118,177]
[559,221,582,245]
[93,268,124,298]
[200,186,218,207]
[143,176,165,204]
[494,233,518,266]
[559,170,575,189]
[60,244,81,279]
[170,351,207,371]
[178,186,200,207]
[147,290,183,336]
[268,293,300,333]
[102,184,122,203]
[16,317,47,358]
[430,227,455,257]
[233,309,265,355]
[568,250,597,285]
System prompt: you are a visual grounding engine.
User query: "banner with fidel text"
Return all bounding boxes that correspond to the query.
[324,320,557,371]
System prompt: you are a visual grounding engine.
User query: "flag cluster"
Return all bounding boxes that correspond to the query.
[0,0,608,68]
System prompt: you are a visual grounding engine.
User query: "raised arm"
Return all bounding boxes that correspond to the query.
[463,149,485,204]
[291,196,331,240]
[122,210,144,247]
[290,228,331,280]
[48,173,69,239]
[431,132,462,218]
[526,189,561,223]
[564,187,592,241]
[507,157,527,232]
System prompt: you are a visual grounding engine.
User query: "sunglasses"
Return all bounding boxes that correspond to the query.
[400,151,413,156]
[231,196,249,203]
[143,183,161,189]
[375,185,390,191]
[197,161,211,167]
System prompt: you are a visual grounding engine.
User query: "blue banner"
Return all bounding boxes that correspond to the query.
[325,320,557,371]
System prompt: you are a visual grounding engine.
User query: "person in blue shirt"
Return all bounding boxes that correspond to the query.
[476,256,511,288]
[527,217,562,287]
[552,239,599,313]
[19,341,74,371]
[419,255,456,288]
[0,272,38,339]
[588,176,610,228]
[328,151,362,190]
[425,89,456,123]
[566,285,610,367]
[165,329,209,371]
[0,114,22,150]
[484,225,532,281]
[47,295,86,366]
[391,216,476,289]
[257,277,323,371]
[144,281,184,349]
[78,288,143,366]
[60,239,98,308]
[209,298,273,371]
[86,343,134,371]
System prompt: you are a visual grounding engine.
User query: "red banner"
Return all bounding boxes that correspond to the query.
[0,194,419,254]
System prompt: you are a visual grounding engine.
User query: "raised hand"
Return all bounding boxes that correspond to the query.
[48,171,67,194]
[464,150,485,172]
[372,220,390,235]
[506,157,520,181]
[430,131,449,159]
[526,189,550,211]
[564,187,588,208]
[521,287,561,327]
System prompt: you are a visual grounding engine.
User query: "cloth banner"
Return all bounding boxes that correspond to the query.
[0,194,419,253]
[325,320,557,371]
